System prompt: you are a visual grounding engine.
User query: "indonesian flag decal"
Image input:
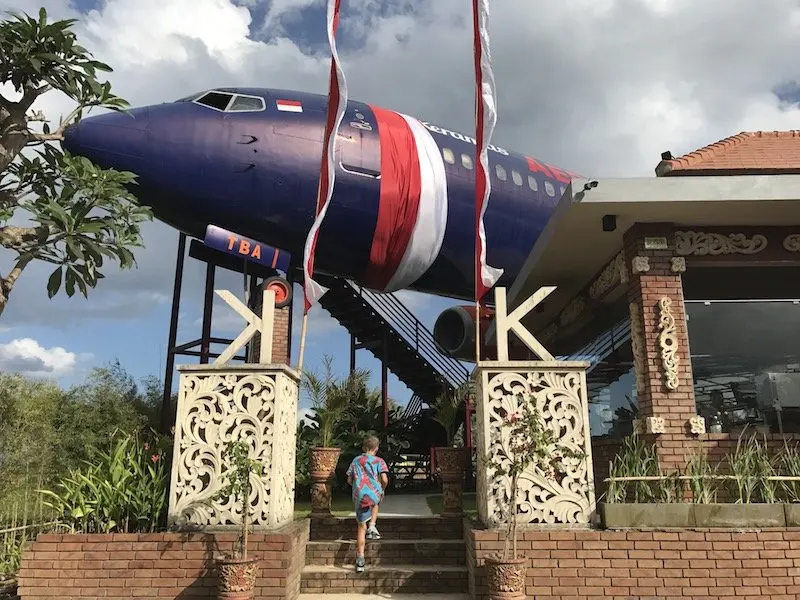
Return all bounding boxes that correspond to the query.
[473,0,503,302]
[301,0,348,312]
[363,107,448,293]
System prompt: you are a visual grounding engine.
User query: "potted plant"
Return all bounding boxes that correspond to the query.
[431,390,467,516]
[302,358,365,515]
[214,439,265,600]
[484,394,581,600]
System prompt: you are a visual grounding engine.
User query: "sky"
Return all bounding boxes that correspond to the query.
[1,0,800,417]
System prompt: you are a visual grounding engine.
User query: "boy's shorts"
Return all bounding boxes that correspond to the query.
[355,500,380,523]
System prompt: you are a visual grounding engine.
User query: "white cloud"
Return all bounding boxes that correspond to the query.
[0,337,86,377]
[2,0,800,329]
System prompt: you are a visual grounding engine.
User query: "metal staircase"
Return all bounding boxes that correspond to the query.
[566,316,633,393]
[317,277,470,406]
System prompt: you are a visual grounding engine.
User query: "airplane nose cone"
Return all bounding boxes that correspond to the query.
[61,107,150,173]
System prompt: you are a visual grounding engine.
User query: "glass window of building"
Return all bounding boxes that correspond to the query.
[686,300,800,434]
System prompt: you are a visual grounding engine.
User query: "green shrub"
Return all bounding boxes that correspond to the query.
[39,430,170,533]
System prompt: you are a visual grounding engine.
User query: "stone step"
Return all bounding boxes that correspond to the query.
[310,516,463,541]
[300,564,469,595]
[306,539,466,566]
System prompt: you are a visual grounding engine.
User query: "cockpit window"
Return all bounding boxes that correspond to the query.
[194,91,234,111]
[228,95,266,112]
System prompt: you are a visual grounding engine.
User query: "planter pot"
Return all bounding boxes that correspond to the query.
[216,556,259,600]
[309,447,341,516]
[785,503,800,527]
[693,503,786,528]
[309,447,341,481]
[600,503,694,528]
[485,554,526,600]
[433,447,466,517]
[433,446,466,482]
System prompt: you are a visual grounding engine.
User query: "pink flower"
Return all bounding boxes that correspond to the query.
[151,454,161,463]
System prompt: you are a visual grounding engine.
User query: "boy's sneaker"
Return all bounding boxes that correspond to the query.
[355,555,365,573]
[366,524,381,540]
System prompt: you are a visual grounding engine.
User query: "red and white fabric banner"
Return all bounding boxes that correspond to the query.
[363,106,448,293]
[302,0,348,312]
[472,0,503,302]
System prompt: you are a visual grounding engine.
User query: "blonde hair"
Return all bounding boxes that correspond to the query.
[363,435,380,452]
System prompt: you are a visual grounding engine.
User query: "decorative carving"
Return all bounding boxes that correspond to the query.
[629,303,646,395]
[560,296,586,326]
[588,252,626,299]
[441,480,464,516]
[168,367,299,529]
[645,416,666,435]
[689,416,706,435]
[674,230,768,256]
[476,365,594,526]
[485,556,526,598]
[631,418,644,435]
[309,447,341,516]
[657,297,680,392]
[784,234,800,253]
[670,256,686,273]
[435,447,466,477]
[631,256,650,273]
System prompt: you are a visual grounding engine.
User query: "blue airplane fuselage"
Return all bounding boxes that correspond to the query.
[62,87,577,301]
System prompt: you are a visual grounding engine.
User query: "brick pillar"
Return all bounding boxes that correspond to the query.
[623,223,698,473]
[249,285,292,365]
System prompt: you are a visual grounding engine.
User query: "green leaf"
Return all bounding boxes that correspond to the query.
[46,267,62,298]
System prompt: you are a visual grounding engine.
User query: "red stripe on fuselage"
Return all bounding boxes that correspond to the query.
[364,106,422,290]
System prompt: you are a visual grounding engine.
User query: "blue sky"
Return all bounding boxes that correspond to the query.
[3,0,800,418]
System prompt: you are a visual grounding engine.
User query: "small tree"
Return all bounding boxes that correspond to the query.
[431,390,462,447]
[0,8,152,317]
[490,394,583,561]
[214,439,265,560]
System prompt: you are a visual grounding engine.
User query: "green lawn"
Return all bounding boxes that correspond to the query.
[425,492,477,517]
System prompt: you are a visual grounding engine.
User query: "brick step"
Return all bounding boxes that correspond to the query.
[310,517,462,541]
[306,539,466,565]
[300,564,468,595]
[299,595,469,599]
[299,595,468,599]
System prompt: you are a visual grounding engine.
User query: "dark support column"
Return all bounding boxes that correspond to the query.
[382,330,389,429]
[160,232,186,434]
[350,334,357,374]
[199,262,216,364]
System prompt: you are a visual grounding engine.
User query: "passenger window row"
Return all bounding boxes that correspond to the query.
[441,147,565,197]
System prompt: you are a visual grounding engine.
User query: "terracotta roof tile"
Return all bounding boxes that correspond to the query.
[655,130,800,176]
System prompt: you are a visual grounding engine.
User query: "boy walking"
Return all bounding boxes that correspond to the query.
[346,435,389,573]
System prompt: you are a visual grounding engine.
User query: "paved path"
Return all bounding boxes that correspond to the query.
[339,494,437,517]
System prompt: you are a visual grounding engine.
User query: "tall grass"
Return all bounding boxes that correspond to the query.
[685,447,719,504]
[606,433,661,503]
[778,441,800,503]
[727,431,778,504]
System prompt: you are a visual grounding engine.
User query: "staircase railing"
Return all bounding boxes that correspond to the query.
[347,281,470,391]
[402,393,425,420]
[566,316,631,372]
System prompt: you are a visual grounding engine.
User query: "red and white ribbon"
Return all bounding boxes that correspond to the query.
[302,0,348,312]
[473,0,503,303]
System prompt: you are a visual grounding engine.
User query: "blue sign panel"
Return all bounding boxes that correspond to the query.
[203,225,291,274]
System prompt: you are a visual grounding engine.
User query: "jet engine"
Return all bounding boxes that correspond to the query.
[433,305,534,362]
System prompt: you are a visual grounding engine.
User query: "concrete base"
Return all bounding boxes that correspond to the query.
[693,503,786,528]
[600,502,694,528]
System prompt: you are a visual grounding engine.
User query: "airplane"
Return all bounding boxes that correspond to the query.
[61,87,580,360]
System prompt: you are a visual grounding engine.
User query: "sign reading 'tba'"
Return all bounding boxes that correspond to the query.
[203,225,290,273]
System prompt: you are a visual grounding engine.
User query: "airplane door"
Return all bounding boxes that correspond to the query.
[337,104,380,179]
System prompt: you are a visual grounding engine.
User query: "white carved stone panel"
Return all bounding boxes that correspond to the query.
[475,362,595,527]
[168,364,299,530]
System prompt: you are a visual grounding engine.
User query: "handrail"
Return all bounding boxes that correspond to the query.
[567,316,631,372]
[346,281,470,391]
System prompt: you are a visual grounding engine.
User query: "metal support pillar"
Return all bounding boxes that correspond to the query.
[382,330,389,429]
[160,232,186,434]
[199,262,216,364]
[350,334,357,373]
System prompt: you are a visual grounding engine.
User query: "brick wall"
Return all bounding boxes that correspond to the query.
[17,520,308,600]
[466,523,800,600]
